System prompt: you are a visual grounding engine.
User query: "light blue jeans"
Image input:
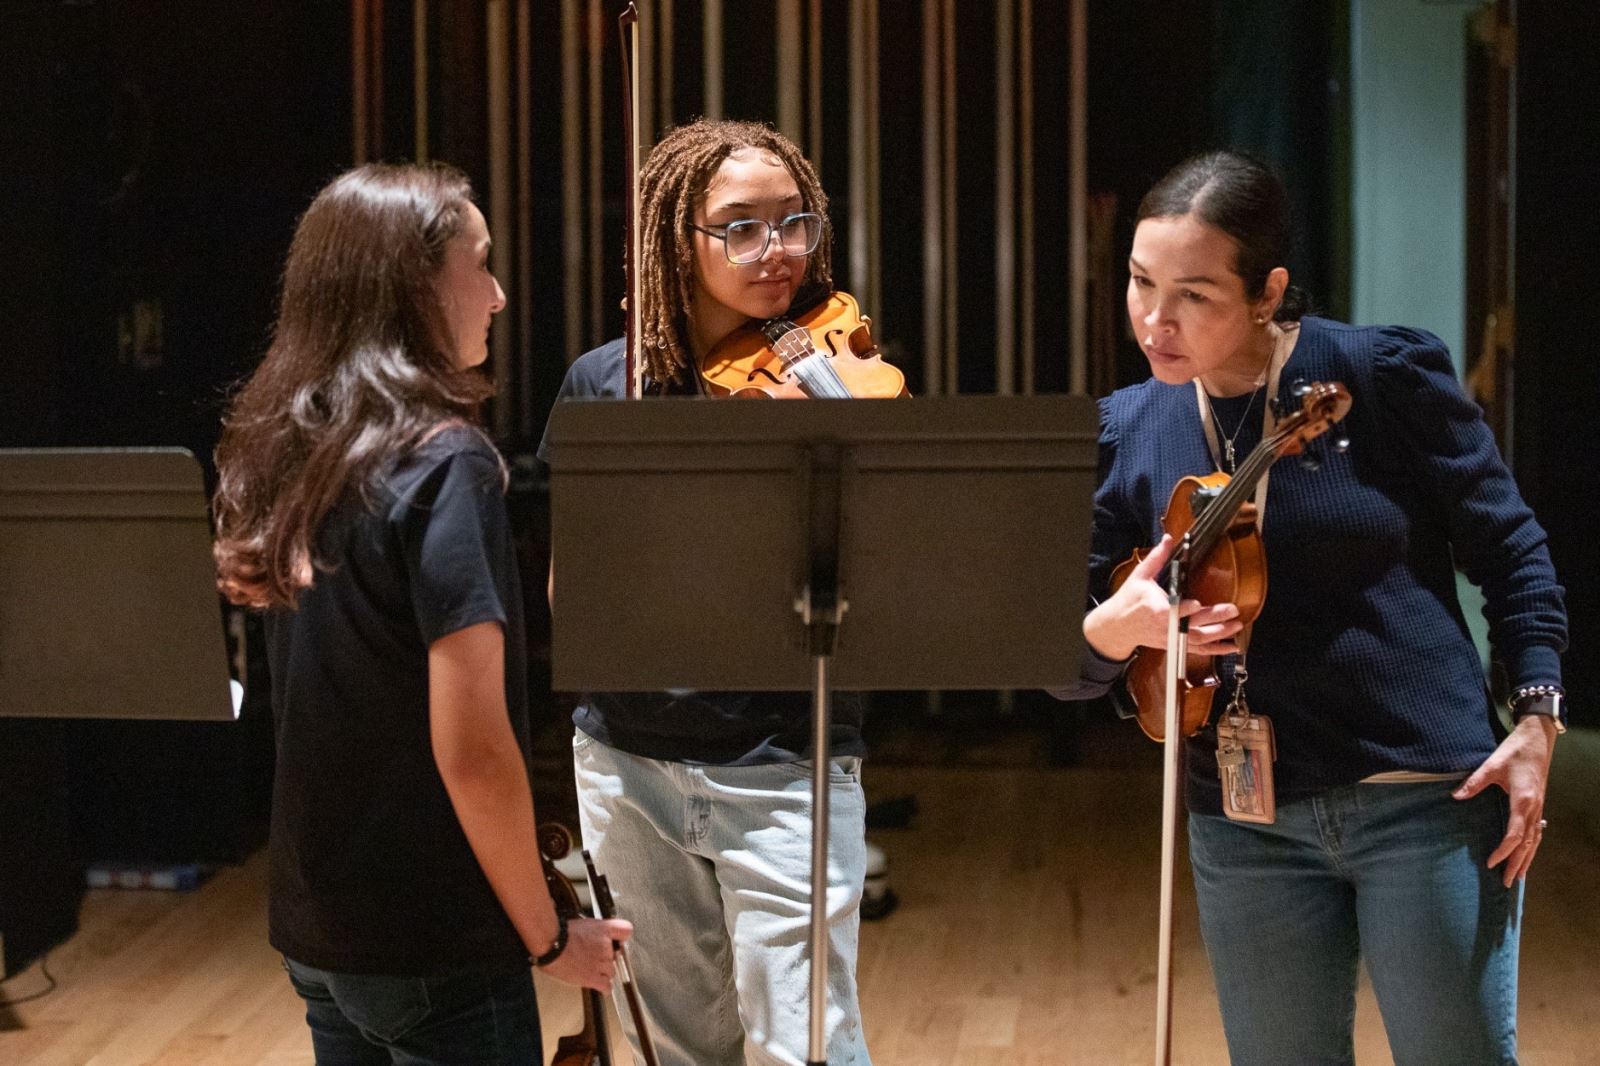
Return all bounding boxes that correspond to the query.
[573,730,872,1066]
[1188,780,1521,1066]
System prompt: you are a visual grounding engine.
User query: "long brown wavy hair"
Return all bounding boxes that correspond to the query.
[638,119,833,385]
[213,163,493,609]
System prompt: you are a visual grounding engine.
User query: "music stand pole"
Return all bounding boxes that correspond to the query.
[797,444,846,1066]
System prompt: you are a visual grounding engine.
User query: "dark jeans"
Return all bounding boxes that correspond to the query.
[283,956,541,1065]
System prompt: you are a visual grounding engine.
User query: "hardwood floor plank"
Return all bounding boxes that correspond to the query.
[2,759,1595,1064]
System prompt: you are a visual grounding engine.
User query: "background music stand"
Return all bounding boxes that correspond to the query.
[0,448,236,721]
[545,395,1098,1065]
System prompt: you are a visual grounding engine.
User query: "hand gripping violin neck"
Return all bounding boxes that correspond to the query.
[1111,380,1352,741]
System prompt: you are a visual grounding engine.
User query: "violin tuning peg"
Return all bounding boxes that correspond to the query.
[1290,378,1312,398]
[1333,436,1350,454]
[1300,455,1322,472]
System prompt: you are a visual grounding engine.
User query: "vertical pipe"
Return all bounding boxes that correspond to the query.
[777,0,802,142]
[414,0,429,160]
[371,0,386,154]
[866,0,883,323]
[848,0,867,294]
[562,0,583,364]
[638,0,654,143]
[995,0,1016,396]
[941,0,959,392]
[488,0,514,438]
[659,0,674,130]
[703,0,723,120]
[1069,0,1088,394]
[353,0,368,163]
[1020,0,1036,395]
[921,0,942,397]
[586,0,603,345]
[515,0,533,437]
[808,0,823,176]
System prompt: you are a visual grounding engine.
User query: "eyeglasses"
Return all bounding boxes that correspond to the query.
[687,212,823,265]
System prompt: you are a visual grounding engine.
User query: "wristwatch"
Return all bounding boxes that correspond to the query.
[1510,684,1567,734]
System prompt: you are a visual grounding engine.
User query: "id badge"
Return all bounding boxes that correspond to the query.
[1215,712,1277,824]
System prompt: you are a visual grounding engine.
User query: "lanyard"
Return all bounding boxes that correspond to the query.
[1194,322,1299,534]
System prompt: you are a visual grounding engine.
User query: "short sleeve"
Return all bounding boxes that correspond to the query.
[397,445,513,646]
[1371,327,1566,687]
[536,340,627,464]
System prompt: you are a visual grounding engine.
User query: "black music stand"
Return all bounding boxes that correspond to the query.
[0,448,236,721]
[0,448,236,980]
[545,395,1098,1066]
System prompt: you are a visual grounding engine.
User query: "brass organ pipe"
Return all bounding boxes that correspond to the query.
[515,0,533,436]
[866,0,882,322]
[1070,0,1088,394]
[995,0,1016,396]
[586,0,603,345]
[848,0,867,296]
[777,0,802,142]
[353,0,367,163]
[1020,0,1036,395]
[808,0,823,176]
[487,0,514,438]
[921,0,943,396]
[703,0,723,119]
[561,0,583,364]
[414,0,428,160]
[371,0,385,157]
[941,0,958,393]
[659,0,674,130]
[638,0,654,143]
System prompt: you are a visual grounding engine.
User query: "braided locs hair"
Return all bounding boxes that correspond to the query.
[636,119,832,386]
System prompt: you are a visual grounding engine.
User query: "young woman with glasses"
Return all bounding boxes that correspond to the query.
[538,119,874,1066]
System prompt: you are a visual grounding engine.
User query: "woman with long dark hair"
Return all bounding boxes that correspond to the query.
[215,162,627,1063]
[1059,151,1566,1064]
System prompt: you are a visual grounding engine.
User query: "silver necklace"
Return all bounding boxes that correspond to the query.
[1208,386,1263,474]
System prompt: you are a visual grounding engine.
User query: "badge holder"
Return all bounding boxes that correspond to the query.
[1214,662,1276,824]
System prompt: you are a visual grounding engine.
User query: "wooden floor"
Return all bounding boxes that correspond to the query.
[2,757,1597,1065]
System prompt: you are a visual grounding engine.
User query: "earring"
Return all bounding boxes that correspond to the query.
[1255,315,1267,325]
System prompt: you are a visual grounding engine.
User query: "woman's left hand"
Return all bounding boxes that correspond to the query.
[1453,715,1558,886]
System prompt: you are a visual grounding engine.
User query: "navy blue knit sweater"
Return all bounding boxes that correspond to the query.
[1062,316,1567,814]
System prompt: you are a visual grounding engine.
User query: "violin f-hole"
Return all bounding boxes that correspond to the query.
[748,366,789,385]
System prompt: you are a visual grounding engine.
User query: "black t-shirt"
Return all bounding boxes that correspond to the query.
[539,339,865,765]
[264,426,531,975]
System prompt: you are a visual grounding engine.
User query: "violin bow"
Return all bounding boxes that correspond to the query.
[619,3,644,400]
[584,849,661,1066]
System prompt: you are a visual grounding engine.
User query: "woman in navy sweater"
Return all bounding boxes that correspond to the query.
[1068,152,1567,1065]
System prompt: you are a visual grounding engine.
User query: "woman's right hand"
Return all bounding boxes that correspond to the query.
[539,916,634,992]
[1083,534,1244,661]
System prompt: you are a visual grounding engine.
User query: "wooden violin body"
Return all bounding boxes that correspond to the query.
[1111,380,1352,742]
[699,289,909,399]
[1111,475,1266,741]
[540,822,612,1066]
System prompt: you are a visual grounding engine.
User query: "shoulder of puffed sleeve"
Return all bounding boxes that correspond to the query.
[1096,393,1119,477]
[1365,322,1567,687]
[1368,325,1463,406]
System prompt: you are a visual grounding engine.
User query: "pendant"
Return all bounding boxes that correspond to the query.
[1223,439,1236,473]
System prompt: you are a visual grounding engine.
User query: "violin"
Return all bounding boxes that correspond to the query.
[698,288,909,399]
[539,823,613,1066]
[1111,380,1352,741]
